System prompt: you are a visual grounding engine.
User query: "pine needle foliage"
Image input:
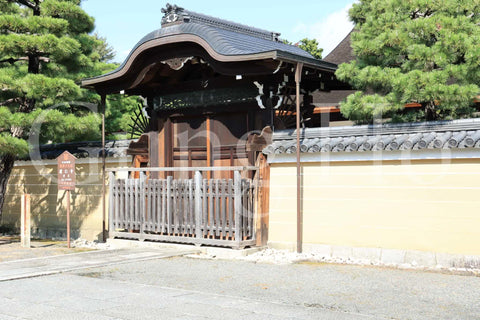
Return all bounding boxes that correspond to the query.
[336,0,480,123]
[0,0,131,218]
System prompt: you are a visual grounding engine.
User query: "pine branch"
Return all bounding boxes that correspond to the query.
[0,57,49,65]
[0,98,21,107]
[14,0,37,10]
[0,57,27,64]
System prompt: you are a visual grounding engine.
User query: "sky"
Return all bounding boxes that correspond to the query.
[81,0,355,64]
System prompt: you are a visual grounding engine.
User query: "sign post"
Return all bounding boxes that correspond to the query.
[21,194,31,248]
[57,151,76,248]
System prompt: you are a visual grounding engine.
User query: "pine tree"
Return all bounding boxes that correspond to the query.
[0,0,109,219]
[336,0,480,123]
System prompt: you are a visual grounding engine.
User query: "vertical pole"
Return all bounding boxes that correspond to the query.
[234,170,242,248]
[295,63,304,253]
[206,117,212,180]
[194,171,202,243]
[66,190,71,248]
[101,94,107,242]
[21,194,31,248]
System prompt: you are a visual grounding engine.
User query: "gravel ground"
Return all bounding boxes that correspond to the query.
[74,255,480,320]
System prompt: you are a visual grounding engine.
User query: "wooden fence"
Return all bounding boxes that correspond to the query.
[108,167,258,248]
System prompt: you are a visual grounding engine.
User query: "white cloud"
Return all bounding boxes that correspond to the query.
[292,22,308,35]
[294,4,354,57]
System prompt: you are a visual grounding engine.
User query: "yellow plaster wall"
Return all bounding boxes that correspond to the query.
[269,159,480,255]
[1,159,129,241]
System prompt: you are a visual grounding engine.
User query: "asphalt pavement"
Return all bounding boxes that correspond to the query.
[0,247,198,282]
[0,246,479,319]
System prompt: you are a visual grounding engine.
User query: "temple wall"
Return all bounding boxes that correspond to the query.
[1,157,130,241]
[268,156,480,260]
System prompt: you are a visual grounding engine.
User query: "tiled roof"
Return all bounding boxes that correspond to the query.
[83,8,336,85]
[263,119,480,155]
[35,140,133,160]
[140,8,320,59]
[312,89,356,106]
[133,21,312,59]
[313,31,356,106]
[323,31,355,65]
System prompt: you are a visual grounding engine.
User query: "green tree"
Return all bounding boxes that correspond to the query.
[298,38,323,60]
[283,38,323,60]
[336,0,480,123]
[0,0,108,218]
[105,94,143,139]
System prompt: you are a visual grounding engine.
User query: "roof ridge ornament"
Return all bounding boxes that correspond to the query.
[161,3,189,26]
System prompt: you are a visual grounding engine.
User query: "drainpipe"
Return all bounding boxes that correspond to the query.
[295,63,303,253]
[101,94,106,242]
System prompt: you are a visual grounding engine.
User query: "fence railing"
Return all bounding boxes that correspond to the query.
[108,167,258,248]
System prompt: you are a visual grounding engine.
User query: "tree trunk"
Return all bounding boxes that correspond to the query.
[425,101,437,121]
[0,154,15,221]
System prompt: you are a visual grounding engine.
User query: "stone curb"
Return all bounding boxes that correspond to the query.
[107,238,265,259]
[268,241,480,271]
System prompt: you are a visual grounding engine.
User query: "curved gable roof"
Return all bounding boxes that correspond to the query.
[82,8,337,90]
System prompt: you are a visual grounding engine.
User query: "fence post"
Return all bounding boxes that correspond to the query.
[108,172,115,237]
[234,170,242,248]
[194,171,202,244]
[166,175,172,235]
[139,172,146,240]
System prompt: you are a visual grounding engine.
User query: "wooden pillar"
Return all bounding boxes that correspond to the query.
[295,63,303,253]
[165,117,173,177]
[149,132,159,179]
[157,119,166,178]
[206,116,212,179]
[255,154,270,247]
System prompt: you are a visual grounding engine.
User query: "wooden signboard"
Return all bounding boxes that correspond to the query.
[57,151,76,248]
[57,151,76,191]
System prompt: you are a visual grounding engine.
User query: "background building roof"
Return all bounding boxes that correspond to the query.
[312,31,355,107]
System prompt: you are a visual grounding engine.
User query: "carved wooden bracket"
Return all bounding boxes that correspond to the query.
[161,57,193,70]
[246,126,273,152]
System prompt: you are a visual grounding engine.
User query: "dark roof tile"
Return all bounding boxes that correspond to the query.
[323,30,355,64]
[264,119,480,154]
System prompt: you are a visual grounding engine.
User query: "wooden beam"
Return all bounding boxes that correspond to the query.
[106,166,259,172]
